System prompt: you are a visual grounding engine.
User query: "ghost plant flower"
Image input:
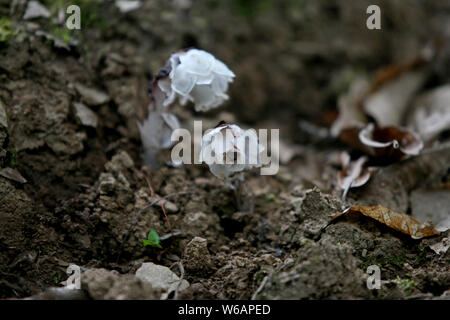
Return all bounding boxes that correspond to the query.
[137,68,182,169]
[199,122,264,210]
[199,122,264,179]
[138,111,180,168]
[138,49,234,169]
[158,49,235,112]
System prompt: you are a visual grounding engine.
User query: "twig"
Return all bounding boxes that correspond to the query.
[232,185,242,211]
[170,261,186,300]
[226,174,253,212]
[160,230,182,241]
[251,272,271,300]
[251,261,289,300]
[405,293,433,300]
[142,169,174,238]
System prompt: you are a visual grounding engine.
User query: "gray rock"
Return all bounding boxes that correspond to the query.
[135,262,189,299]
[75,83,110,106]
[115,0,142,13]
[148,197,179,213]
[23,1,51,20]
[74,102,98,128]
[82,268,161,300]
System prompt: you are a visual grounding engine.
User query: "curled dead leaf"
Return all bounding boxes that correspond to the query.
[407,84,450,143]
[331,43,437,139]
[363,71,426,127]
[362,42,437,127]
[369,43,433,94]
[330,78,370,137]
[330,205,440,239]
[359,123,423,159]
[0,168,27,184]
[337,155,371,201]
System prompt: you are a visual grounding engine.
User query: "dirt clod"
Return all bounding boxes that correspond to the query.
[182,237,214,276]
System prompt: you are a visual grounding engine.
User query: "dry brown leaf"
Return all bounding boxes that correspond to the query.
[369,53,429,94]
[331,205,440,239]
[337,127,368,152]
[369,39,440,93]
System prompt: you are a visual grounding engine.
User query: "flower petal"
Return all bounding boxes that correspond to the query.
[196,73,215,85]
[171,64,197,95]
[189,85,218,111]
[208,164,231,179]
[211,75,230,98]
[212,59,235,78]
[235,129,262,167]
[179,49,214,76]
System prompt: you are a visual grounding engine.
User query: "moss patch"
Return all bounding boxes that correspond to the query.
[0,18,15,43]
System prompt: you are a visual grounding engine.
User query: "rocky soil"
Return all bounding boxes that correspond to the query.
[0,0,449,300]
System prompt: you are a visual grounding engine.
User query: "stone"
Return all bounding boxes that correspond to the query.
[74,102,98,127]
[149,197,179,213]
[75,83,110,106]
[82,268,160,300]
[135,262,189,298]
[182,237,213,275]
[23,1,51,20]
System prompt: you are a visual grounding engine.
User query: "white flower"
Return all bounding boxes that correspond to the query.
[158,49,235,112]
[199,123,264,179]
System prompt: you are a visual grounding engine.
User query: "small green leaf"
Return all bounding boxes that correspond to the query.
[148,229,160,243]
[142,229,162,249]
